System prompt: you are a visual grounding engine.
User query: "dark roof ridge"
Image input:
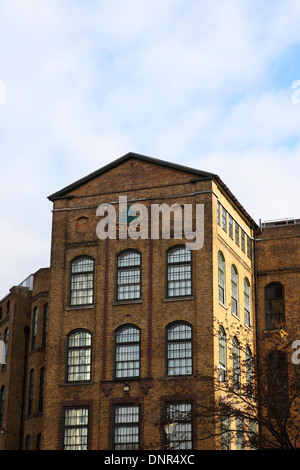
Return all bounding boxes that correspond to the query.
[48,151,258,229]
[48,151,216,201]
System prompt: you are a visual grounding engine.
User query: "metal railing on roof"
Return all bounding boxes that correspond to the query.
[261,218,300,228]
[18,274,34,290]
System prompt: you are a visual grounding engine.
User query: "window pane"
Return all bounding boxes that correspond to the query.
[232,338,240,389]
[118,252,140,267]
[115,327,140,378]
[114,406,139,450]
[67,331,92,382]
[167,324,192,376]
[166,403,192,450]
[167,248,192,298]
[64,408,89,450]
[244,278,251,326]
[117,252,141,300]
[231,266,239,316]
[219,327,226,382]
[168,248,191,264]
[72,258,94,273]
[70,258,94,306]
[218,252,225,304]
[265,284,285,329]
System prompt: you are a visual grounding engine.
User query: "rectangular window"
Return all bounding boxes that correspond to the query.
[42,303,48,347]
[63,407,89,450]
[247,236,252,259]
[117,251,141,301]
[236,417,244,450]
[167,248,192,298]
[228,216,233,238]
[70,258,94,306]
[222,208,227,232]
[241,230,245,252]
[114,405,139,450]
[217,202,220,225]
[167,323,192,376]
[115,327,140,379]
[221,409,231,450]
[165,403,192,450]
[38,366,45,412]
[28,369,34,415]
[235,222,239,246]
[265,284,285,330]
[31,307,38,350]
[67,331,92,382]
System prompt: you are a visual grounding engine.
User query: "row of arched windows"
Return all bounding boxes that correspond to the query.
[65,322,193,382]
[69,245,192,307]
[218,251,251,326]
[219,326,253,394]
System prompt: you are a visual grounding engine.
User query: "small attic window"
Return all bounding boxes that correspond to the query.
[76,217,89,234]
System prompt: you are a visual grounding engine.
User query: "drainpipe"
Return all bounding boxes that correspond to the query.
[19,325,30,450]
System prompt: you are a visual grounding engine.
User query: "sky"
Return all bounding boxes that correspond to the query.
[0,0,300,299]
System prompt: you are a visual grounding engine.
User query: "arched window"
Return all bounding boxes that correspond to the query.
[218,251,225,304]
[245,346,253,397]
[232,337,240,390]
[244,278,251,326]
[66,330,92,382]
[69,256,94,306]
[166,322,192,376]
[0,386,5,428]
[266,350,288,415]
[231,265,239,316]
[116,250,141,301]
[114,325,140,378]
[166,246,192,298]
[265,283,285,330]
[219,326,226,382]
[76,216,89,234]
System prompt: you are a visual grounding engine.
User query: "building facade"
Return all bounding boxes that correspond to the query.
[255,218,300,449]
[0,152,298,450]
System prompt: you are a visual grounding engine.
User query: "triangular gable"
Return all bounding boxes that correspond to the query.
[47,152,216,201]
[48,151,258,229]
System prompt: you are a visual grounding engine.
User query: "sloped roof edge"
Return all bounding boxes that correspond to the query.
[48,152,216,201]
[48,151,258,229]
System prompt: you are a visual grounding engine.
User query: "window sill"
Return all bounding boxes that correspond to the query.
[66,305,95,311]
[163,296,194,302]
[231,312,240,321]
[113,299,143,306]
[60,381,95,387]
[164,374,193,380]
[263,328,283,334]
[219,301,229,310]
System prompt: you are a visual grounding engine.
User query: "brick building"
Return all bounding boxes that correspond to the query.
[0,152,299,450]
[0,269,49,450]
[255,218,300,448]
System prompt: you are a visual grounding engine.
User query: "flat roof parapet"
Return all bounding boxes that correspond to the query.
[261,218,300,228]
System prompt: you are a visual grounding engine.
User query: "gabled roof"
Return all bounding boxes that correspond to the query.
[48,151,216,201]
[48,151,258,229]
